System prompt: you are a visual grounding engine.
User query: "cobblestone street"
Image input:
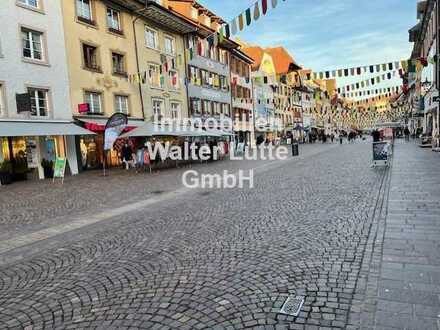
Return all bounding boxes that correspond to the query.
[0,141,439,329]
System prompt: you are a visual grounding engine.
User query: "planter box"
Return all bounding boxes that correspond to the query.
[0,172,13,185]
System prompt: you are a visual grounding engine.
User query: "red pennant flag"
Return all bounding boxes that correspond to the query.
[262,0,268,15]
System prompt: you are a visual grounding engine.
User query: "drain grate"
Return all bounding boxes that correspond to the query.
[279,295,304,317]
[151,190,164,195]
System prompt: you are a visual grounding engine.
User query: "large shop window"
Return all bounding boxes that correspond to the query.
[114,95,128,115]
[85,91,102,114]
[83,44,100,71]
[76,0,93,23]
[106,7,122,33]
[28,88,48,117]
[22,28,43,61]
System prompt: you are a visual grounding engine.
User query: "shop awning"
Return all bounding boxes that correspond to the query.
[0,120,96,137]
[76,117,144,132]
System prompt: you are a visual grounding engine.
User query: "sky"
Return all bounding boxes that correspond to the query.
[198,0,416,96]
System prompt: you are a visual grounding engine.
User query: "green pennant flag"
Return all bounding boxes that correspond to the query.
[219,27,225,44]
[245,8,252,26]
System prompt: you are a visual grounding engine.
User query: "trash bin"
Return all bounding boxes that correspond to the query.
[291,140,299,157]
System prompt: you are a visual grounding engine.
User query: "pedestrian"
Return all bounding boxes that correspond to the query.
[404,127,410,142]
[339,133,343,145]
[372,129,381,142]
[121,143,134,170]
[331,133,335,143]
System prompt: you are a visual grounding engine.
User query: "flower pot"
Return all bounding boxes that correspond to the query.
[43,166,54,179]
[0,172,13,185]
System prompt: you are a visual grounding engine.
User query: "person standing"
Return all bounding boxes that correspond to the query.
[404,127,410,142]
[121,143,134,170]
[372,129,381,142]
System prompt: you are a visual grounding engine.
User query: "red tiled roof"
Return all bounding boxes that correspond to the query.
[241,46,265,70]
[264,47,302,74]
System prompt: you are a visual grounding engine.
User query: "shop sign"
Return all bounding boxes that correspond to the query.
[16,93,31,113]
[25,138,38,168]
[373,142,389,162]
[78,103,90,113]
[53,157,67,182]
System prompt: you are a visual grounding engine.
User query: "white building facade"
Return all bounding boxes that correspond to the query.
[0,0,88,181]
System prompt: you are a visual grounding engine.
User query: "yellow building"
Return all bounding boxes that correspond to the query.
[133,2,195,123]
[61,0,195,169]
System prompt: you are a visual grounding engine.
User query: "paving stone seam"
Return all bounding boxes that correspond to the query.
[347,154,392,329]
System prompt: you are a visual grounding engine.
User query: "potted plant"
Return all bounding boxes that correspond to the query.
[0,161,13,185]
[41,159,54,179]
[13,151,29,181]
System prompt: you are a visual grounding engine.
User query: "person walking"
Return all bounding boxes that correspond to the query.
[121,143,134,170]
[404,127,410,142]
[339,133,343,145]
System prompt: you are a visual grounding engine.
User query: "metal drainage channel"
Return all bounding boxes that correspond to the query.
[279,296,305,317]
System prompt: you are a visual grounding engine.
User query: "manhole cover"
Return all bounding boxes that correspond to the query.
[279,295,304,317]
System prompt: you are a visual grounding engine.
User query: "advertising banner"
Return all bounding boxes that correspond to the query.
[104,113,128,151]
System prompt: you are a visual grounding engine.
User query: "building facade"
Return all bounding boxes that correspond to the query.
[0,0,84,180]
[61,0,195,170]
[408,0,439,148]
[230,49,255,146]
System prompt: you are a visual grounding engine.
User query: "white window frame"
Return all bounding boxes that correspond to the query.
[191,98,201,115]
[106,7,121,31]
[0,83,5,116]
[152,98,164,118]
[28,88,49,117]
[112,52,125,74]
[17,0,39,9]
[148,63,162,88]
[145,26,158,50]
[85,91,102,114]
[76,0,92,21]
[168,69,179,90]
[170,102,181,119]
[114,95,129,115]
[22,28,44,61]
[164,35,175,55]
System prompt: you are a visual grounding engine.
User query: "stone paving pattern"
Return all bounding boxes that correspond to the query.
[0,141,438,329]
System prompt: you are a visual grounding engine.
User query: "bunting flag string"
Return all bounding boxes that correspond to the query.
[311,61,402,80]
[336,70,400,93]
[341,86,402,99]
[310,57,434,81]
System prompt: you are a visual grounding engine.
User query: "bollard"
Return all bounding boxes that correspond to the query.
[291,140,299,157]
